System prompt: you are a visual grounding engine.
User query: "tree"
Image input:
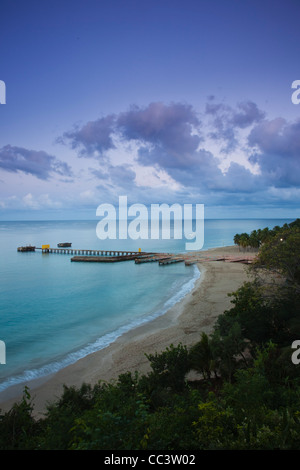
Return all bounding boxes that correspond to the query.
[252,226,300,294]
[145,343,190,392]
[209,319,250,382]
[239,233,250,251]
[189,332,215,379]
[0,387,40,450]
[249,230,260,249]
[233,233,241,248]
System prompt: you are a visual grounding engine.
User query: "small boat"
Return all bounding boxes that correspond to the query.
[57,242,72,247]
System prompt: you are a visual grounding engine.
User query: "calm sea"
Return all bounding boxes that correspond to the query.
[0,218,293,393]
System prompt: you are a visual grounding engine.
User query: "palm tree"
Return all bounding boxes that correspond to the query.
[234,233,241,250]
[189,332,214,380]
[239,233,250,251]
[249,230,260,250]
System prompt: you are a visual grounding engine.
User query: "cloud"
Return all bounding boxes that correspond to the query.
[52,99,300,210]
[0,145,72,180]
[61,102,202,168]
[231,101,266,128]
[248,117,300,186]
[20,193,62,210]
[59,115,116,157]
[22,193,39,209]
[117,102,201,163]
[112,102,259,194]
[205,98,265,153]
[205,98,265,128]
[210,161,263,193]
[92,163,136,191]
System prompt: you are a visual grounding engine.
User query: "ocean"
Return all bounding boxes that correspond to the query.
[0,218,294,393]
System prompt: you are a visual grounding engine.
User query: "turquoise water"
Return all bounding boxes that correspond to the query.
[0,218,294,392]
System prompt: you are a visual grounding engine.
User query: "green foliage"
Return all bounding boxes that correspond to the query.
[220,346,300,449]
[0,386,41,450]
[210,321,248,382]
[233,218,300,255]
[189,332,215,379]
[139,391,202,450]
[39,382,96,449]
[193,398,236,449]
[145,343,190,392]
[252,225,300,294]
[221,280,300,349]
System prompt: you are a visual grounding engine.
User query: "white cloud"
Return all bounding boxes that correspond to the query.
[23,193,39,209]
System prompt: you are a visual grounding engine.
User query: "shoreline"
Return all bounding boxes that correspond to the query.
[0,245,255,417]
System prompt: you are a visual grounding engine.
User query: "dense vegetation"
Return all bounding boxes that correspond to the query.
[233,218,300,251]
[0,220,299,450]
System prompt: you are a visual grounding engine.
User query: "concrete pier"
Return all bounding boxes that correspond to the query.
[36,247,149,256]
[159,257,185,265]
[134,254,171,264]
[71,254,146,262]
[17,246,36,252]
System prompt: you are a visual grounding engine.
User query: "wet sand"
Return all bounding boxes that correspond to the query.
[0,245,255,417]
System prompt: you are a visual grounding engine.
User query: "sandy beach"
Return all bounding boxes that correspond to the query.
[0,245,256,417]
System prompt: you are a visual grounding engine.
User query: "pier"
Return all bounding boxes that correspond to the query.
[159,257,185,265]
[37,247,150,256]
[17,245,254,266]
[71,253,153,262]
[134,254,172,264]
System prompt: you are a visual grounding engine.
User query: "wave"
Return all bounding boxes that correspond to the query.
[0,265,200,393]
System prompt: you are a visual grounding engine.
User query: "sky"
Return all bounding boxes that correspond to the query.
[0,0,300,220]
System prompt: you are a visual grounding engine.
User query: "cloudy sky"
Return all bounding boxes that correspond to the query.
[0,0,300,220]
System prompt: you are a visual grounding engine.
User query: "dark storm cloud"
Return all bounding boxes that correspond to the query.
[0,145,72,180]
